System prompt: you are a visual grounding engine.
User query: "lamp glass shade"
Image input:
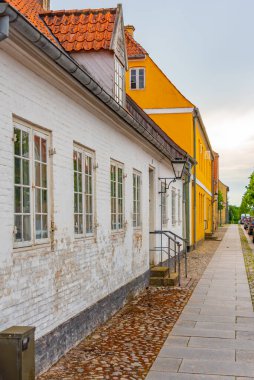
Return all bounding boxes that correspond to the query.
[172,160,186,179]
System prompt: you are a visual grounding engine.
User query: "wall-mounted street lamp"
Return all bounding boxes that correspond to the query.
[159,158,187,192]
[172,159,187,180]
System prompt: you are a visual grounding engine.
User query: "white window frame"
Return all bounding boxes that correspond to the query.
[171,187,177,226]
[114,57,125,106]
[177,189,181,224]
[161,182,168,227]
[13,121,51,248]
[111,160,124,231]
[73,145,95,238]
[133,170,142,229]
[130,67,146,90]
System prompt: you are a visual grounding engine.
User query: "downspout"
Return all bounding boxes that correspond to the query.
[211,158,215,234]
[193,109,198,248]
[186,161,192,249]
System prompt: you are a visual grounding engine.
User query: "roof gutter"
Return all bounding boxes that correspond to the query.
[0,2,189,163]
[0,4,9,41]
[193,107,214,160]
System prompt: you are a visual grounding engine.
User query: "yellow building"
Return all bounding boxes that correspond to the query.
[219,180,230,225]
[212,151,220,232]
[125,26,214,248]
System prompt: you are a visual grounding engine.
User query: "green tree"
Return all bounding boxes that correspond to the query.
[218,190,224,211]
[218,190,224,226]
[228,205,240,224]
[239,172,254,215]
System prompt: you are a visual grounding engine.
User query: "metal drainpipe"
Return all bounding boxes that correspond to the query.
[193,110,197,248]
[211,160,215,234]
[160,181,163,264]
[186,162,191,248]
[0,15,9,41]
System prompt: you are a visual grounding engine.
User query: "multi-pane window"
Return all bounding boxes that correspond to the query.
[133,171,141,228]
[111,161,124,230]
[73,147,94,237]
[172,188,176,226]
[73,150,83,235]
[161,182,168,226]
[114,58,125,106]
[130,68,145,90]
[14,123,49,246]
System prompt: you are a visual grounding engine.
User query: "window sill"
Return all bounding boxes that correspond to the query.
[74,235,96,244]
[13,241,52,253]
[111,229,125,235]
[74,235,95,240]
[110,230,125,241]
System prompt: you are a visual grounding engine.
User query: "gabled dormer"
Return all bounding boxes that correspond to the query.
[41,4,128,106]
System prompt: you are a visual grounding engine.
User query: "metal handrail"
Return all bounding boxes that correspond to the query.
[154,230,187,243]
[150,229,188,285]
[163,230,188,279]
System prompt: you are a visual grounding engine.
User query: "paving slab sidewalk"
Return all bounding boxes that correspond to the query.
[146,225,254,380]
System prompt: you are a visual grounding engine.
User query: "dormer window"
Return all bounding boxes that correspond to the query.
[130,68,145,90]
[114,58,125,106]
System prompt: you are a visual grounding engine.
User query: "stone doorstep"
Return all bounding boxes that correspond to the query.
[150,272,179,287]
[150,266,170,278]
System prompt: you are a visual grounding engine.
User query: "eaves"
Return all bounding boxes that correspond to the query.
[0,2,189,164]
[193,107,215,160]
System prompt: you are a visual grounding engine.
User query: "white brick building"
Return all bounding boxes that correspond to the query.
[0,1,191,373]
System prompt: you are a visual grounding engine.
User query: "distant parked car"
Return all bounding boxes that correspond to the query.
[248,220,254,235]
[244,218,250,230]
[241,214,251,224]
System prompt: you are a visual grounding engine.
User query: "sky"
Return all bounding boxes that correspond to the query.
[52,0,254,206]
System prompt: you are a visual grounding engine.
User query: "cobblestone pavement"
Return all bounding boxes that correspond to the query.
[37,228,227,380]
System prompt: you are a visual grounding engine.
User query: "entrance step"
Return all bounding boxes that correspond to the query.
[150,272,179,287]
[205,233,222,241]
[150,266,169,278]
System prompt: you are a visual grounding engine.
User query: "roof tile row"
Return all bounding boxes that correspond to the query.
[125,29,147,57]
[41,9,116,52]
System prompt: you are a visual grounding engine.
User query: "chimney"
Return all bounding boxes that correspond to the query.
[41,0,50,10]
[125,25,135,37]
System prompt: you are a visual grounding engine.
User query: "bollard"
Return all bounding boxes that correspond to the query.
[0,326,35,380]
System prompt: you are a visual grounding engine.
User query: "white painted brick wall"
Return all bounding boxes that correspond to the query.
[0,45,184,339]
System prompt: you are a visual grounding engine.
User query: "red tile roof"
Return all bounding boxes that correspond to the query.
[125,29,147,58]
[4,0,58,44]
[41,8,117,52]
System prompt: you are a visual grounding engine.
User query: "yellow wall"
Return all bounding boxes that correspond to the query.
[150,113,194,156]
[219,181,229,225]
[195,120,212,193]
[194,186,212,242]
[126,57,193,109]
